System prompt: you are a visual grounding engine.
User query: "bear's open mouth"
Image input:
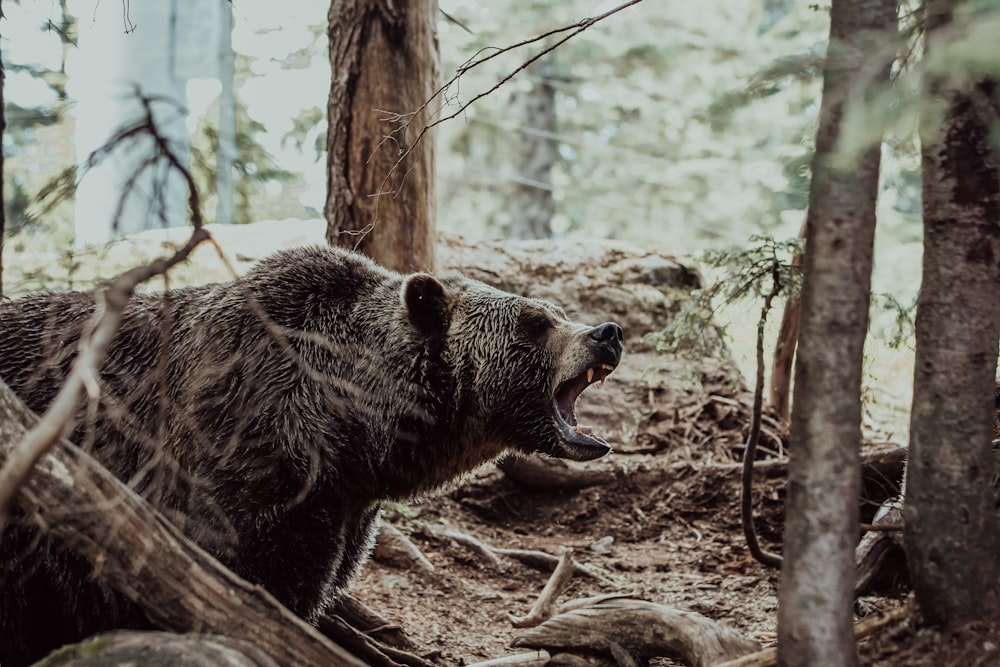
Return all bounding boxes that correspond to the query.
[552,363,616,459]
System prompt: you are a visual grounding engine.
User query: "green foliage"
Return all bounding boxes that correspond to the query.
[190,102,296,226]
[436,0,829,243]
[872,292,917,350]
[648,234,803,359]
[283,106,326,160]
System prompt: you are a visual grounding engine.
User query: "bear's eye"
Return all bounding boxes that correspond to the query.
[520,311,552,341]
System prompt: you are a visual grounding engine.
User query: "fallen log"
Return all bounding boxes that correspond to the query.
[512,598,759,667]
[0,380,362,667]
[32,631,279,667]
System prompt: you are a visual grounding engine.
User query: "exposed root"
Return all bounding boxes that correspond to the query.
[429,524,505,566]
[512,598,759,667]
[317,614,437,667]
[494,548,615,586]
[373,522,435,572]
[498,456,617,491]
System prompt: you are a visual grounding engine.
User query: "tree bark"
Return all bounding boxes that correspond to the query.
[1,27,6,298]
[0,379,363,667]
[325,0,439,273]
[769,222,806,421]
[776,1,896,666]
[903,0,1000,627]
[508,55,557,240]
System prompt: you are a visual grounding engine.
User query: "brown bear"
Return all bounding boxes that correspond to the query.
[0,245,623,666]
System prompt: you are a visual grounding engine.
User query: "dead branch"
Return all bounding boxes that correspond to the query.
[465,651,552,667]
[855,498,905,596]
[0,381,363,667]
[509,549,578,628]
[0,90,210,530]
[498,456,617,492]
[364,0,643,236]
[373,522,435,572]
[0,226,210,530]
[512,598,760,667]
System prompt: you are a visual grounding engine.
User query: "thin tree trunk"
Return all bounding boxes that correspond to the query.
[325,0,439,273]
[1,22,6,299]
[769,222,806,421]
[776,1,896,665]
[509,55,557,240]
[903,0,1000,627]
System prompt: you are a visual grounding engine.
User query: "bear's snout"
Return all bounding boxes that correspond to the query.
[588,321,624,365]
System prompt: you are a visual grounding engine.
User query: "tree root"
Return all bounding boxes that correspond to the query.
[494,548,614,586]
[429,524,615,585]
[317,614,438,667]
[498,456,617,491]
[512,598,760,667]
[332,594,421,652]
[428,524,505,566]
[373,522,435,572]
[716,599,916,667]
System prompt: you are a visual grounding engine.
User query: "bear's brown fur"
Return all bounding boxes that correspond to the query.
[0,246,623,666]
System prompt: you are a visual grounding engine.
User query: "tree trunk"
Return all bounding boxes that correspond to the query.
[325,0,439,273]
[769,222,806,421]
[776,1,896,666]
[508,55,557,240]
[903,0,1000,627]
[0,379,363,667]
[1,27,6,298]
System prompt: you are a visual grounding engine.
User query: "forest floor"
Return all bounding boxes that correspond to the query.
[16,224,995,666]
[351,371,1000,666]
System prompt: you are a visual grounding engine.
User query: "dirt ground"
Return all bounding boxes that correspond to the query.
[350,372,1000,666]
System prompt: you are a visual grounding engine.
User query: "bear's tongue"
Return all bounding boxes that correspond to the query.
[553,364,615,446]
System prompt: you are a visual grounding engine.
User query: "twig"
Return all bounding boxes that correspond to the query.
[860,522,904,532]
[364,0,644,237]
[509,549,577,628]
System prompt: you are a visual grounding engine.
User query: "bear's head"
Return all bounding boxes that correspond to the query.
[401,272,624,462]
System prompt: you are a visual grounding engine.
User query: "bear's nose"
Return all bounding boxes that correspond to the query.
[589,322,624,344]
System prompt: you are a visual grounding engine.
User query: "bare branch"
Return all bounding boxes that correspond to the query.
[364,0,644,237]
[0,89,209,530]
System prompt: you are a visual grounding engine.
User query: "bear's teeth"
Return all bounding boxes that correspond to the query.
[575,424,593,435]
[587,367,595,383]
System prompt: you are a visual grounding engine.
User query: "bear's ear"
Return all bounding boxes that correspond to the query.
[401,273,451,337]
